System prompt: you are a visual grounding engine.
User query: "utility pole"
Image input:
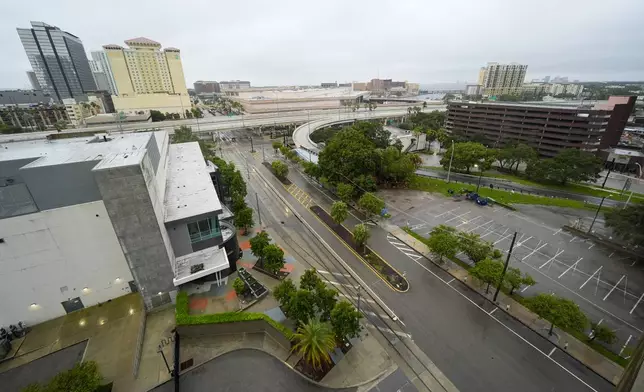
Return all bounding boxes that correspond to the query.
[475,164,484,193]
[256,192,262,226]
[262,146,266,162]
[446,141,455,183]
[588,196,607,234]
[601,158,616,188]
[250,136,255,153]
[356,286,362,312]
[493,232,518,303]
[246,165,250,180]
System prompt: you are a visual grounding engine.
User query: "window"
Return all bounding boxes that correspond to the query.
[187,217,220,243]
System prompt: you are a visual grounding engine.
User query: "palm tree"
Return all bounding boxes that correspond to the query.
[292,318,336,370]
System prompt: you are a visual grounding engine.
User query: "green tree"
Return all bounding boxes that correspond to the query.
[377,146,417,186]
[526,294,588,336]
[30,361,103,392]
[292,318,336,369]
[302,161,321,179]
[250,230,271,264]
[352,224,370,250]
[54,120,68,132]
[262,244,285,274]
[589,323,617,344]
[231,194,247,214]
[300,269,323,291]
[330,300,363,340]
[504,267,535,295]
[271,160,289,179]
[272,141,282,153]
[439,142,495,173]
[526,149,602,185]
[234,206,254,235]
[274,278,297,312]
[331,201,348,225]
[459,232,495,263]
[150,110,166,122]
[498,143,537,171]
[426,231,460,263]
[605,204,644,248]
[358,192,384,217]
[336,183,354,203]
[469,258,504,293]
[318,127,379,187]
[314,281,338,320]
[171,125,214,158]
[233,277,246,296]
[289,290,317,325]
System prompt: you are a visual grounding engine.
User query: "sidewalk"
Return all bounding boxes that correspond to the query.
[386,224,624,385]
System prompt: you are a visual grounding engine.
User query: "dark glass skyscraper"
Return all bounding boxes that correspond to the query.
[17,22,96,102]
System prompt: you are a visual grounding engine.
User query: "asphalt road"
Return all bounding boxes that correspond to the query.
[149,349,356,392]
[415,169,625,208]
[231,142,615,392]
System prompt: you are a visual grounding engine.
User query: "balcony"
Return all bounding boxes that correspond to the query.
[173,246,230,286]
[188,217,221,243]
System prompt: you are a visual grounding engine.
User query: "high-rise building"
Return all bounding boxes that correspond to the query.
[17,22,96,102]
[88,60,112,93]
[477,67,486,85]
[479,62,528,96]
[90,51,118,95]
[26,71,41,90]
[102,38,188,116]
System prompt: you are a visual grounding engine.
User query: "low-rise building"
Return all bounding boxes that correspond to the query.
[0,130,239,326]
[194,81,220,94]
[219,80,251,90]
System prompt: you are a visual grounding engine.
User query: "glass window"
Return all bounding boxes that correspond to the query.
[187,217,220,243]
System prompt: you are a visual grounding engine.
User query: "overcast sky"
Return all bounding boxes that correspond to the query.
[2,0,643,89]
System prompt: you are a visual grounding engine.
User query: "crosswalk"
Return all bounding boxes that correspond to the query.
[386,234,423,261]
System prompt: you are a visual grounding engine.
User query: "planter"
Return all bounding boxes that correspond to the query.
[310,205,409,292]
[295,358,333,381]
[262,162,291,185]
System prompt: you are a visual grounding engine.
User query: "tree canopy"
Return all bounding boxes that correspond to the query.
[262,244,285,274]
[331,201,349,225]
[271,160,289,179]
[526,149,602,185]
[526,294,588,335]
[250,231,271,261]
[358,192,385,217]
[604,204,644,248]
[352,224,371,249]
[293,318,336,370]
[498,143,538,171]
[439,142,496,173]
[504,267,535,295]
[469,258,504,293]
[336,183,354,203]
[234,206,254,235]
[459,232,496,263]
[426,230,460,263]
[330,300,363,340]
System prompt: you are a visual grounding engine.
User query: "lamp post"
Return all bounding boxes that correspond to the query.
[474,164,484,193]
[446,140,455,183]
[588,196,607,234]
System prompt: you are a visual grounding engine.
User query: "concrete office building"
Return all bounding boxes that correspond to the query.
[219,80,251,90]
[17,22,96,102]
[90,51,118,96]
[103,38,189,116]
[479,62,528,96]
[0,131,239,326]
[193,81,220,94]
[446,96,636,157]
[26,71,41,90]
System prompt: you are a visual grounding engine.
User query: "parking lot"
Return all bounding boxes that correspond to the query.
[381,189,642,356]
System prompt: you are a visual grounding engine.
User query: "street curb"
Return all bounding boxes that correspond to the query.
[386,229,621,387]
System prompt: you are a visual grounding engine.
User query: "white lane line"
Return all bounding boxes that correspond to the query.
[489,308,497,315]
[630,292,644,314]
[396,246,416,253]
[539,249,564,269]
[516,236,533,247]
[465,219,495,233]
[447,278,455,284]
[402,252,422,261]
[363,310,392,320]
[619,335,633,356]
[548,347,557,357]
[318,270,352,278]
[558,257,583,279]
[521,285,532,293]
[604,275,626,301]
[579,266,602,290]
[328,281,357,289]
[405,253,600,391]
[597,319,604,326]
[456,215,482,227]
[493,232,514,245]
[389,240,410,247]
[569,236,577,243]
[588,243,595,250]
[434,207,460,218]
[608,252,614,258]
[553,229,562,236]
[366,324,412,339]
[444,211,471,223]
[522,243,548,261]
[339,293,375,304]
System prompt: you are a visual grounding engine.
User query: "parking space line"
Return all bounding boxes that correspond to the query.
[604,275,626,301]
[493,232,514,245]
[569,236,577,243]
[447,278,455,284]
[558,257,583,279]
[522,243,548,261]
[444,211,471,223]
[516,236,533,247]
[630,292,644,314]
[456,215,482,227]
[548,347,557,357]
[539,249,564,269]
[521,285,532,293]
[588,243,595,250]
[619,335,633,356]
[465,219,495,233]
[489,308,497,315]
[434,207,460,218]
[580,266,602,290]
[553,228,562,236]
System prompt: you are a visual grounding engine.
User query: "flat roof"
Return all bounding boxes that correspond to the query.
[0,133,153,169]
[449,101,612,112]
[164,142,222,223]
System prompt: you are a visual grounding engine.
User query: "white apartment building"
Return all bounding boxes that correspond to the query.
[0,131,239,326]
[480,62,528,95]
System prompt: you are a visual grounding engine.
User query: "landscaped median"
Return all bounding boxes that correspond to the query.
[175,291,293,341]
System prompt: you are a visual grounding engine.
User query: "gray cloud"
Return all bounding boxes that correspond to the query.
[1,0,643,89]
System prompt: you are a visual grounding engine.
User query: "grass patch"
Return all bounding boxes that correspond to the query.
[409,175,604,210]
[175,291,293,339]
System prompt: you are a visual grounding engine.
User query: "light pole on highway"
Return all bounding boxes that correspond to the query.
[307,110,311,139]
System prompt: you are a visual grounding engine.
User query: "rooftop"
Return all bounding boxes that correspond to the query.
[164,142,222,223]
[125,37,161,46]
[449,101,612,112]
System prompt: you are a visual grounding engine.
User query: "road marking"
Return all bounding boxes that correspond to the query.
[339,293,375,304]
[456,215,482,227]
[402,252,422,261]
[548,347,557,357]
[619,335,633,356]
[447,278,455,284]
[493,232,514,245]
[539,249,564,269]
[516,236,533,247]
[405,252,600,391]
[558,257,583,279]
[603,275,625,301]
[521,285,532,293]
[366,324,412,339]
[522,243,548,261]
[569,236,577,243]
[553,229,562,236]
[434,207,460,218]
[328,281,357,289]
[609,252,614,258]
[597,319,603,326]
[588,243,595,250]
[489,308,497,315]
[444,211,470,223]
[363,310,392,320]
[465,219,495,233]
[579,266,602,290]
[318,270,352,278]
[630,292,644,314]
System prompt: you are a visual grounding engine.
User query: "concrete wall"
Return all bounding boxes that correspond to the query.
[93,163,175,310]
[166,221,192,257]
[176,319,291,350]
[0,201,133,326]
[20,161,102,211]
[111,93,189,116]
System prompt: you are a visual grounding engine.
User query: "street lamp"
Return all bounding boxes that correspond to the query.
[474,164,484,193]
[636,163,642,179]
[588,196,609,234]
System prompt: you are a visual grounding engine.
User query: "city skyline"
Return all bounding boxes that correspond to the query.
[1,0,644,89]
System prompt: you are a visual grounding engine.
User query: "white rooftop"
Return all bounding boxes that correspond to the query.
[173,246,229,286]
[164,142,222,223]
